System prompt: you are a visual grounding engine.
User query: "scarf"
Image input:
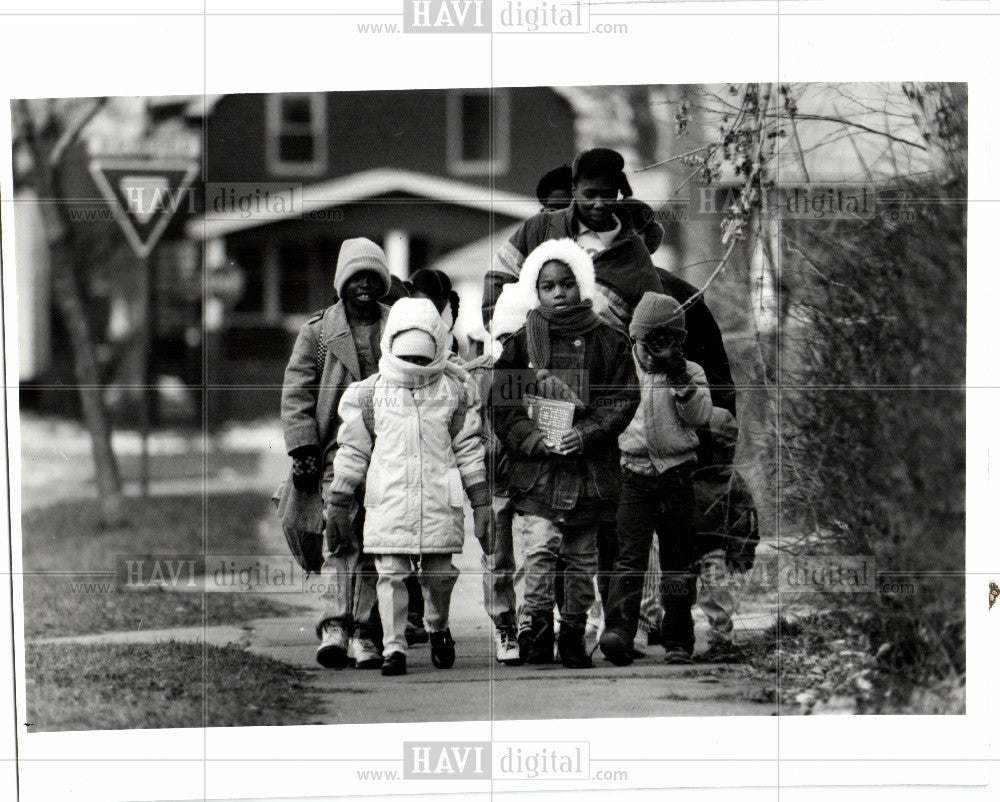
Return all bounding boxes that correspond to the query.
[378,350,469,389]
[525,300,602,370]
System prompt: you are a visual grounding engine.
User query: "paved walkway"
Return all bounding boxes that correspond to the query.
[21,415,781,722]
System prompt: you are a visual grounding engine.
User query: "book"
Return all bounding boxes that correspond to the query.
[524,394,576,453]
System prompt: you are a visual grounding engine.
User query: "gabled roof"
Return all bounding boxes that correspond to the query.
[187,168,536,240]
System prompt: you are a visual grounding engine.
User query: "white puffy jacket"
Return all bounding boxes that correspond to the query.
[330,371,486,555]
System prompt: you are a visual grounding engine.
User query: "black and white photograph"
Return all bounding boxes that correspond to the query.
[0,3,994,801]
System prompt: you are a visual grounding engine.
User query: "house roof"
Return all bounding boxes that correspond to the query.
[186,168,537,240]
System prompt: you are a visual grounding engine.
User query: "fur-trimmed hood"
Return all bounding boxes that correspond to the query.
[489,238,597,345]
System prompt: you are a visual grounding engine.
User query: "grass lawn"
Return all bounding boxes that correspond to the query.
[21,492,308,638]
[25,641,321,731]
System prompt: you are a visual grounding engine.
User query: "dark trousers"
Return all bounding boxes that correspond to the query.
[405,567,424,626]
[604,466,698,653]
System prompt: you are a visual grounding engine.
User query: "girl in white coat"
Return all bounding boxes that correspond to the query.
[329,298,494,676]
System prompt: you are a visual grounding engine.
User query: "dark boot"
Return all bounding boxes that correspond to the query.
[430,628,456,669]
[524,612,555,665]
[558,623,593,669]
[598,628,634,667]
[381,651,406,676]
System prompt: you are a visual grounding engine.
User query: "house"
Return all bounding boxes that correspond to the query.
[186,87,578,418]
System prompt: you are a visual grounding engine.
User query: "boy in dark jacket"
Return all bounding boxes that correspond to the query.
[491,239,638,668]
[484,148,662,334]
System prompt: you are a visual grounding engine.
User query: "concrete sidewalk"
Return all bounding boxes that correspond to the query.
[29,538,780,722]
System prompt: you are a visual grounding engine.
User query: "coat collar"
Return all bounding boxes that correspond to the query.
[323,301,391,381]
[554,202,635,245]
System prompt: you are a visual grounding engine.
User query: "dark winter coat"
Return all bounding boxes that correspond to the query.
[490,322,639,525]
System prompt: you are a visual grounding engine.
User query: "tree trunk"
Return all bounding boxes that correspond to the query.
[48,241,126,525]
[17,97,125,525]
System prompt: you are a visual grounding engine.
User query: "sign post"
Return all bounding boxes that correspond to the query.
[88,154,198,495]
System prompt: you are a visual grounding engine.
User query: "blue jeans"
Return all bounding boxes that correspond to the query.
[514,514,598,631]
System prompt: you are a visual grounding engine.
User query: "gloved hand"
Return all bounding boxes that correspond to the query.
[534,370,584,408]
[473,506,496,555]
[290,445,322,491]
[656,345,689,384]
[324,492,355,556]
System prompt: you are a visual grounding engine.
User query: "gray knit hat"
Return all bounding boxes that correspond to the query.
[629,291,686,341]
[334,238,391,298]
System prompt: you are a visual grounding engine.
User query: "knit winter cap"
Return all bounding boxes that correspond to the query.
[334,238,392,298]
[629,291,686,341]
[391,328,437,361]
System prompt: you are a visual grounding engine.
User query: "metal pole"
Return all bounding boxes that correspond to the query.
[138,251,154,496]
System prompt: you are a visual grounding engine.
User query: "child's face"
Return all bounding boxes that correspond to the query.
[342,271,383,307]
[639,326,685,361]
[397,354,433,366]
[572,175,619,231]
[536,260,581,309]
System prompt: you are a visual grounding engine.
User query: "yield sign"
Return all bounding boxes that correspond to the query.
[88,159,199,258]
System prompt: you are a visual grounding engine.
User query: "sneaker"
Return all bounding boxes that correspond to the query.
[316,622,349,669]
[663,646,694,665]
[558,624,593,669]
[494,627,523,666]
[631,628,649,659]
[430,629,456,669]
[405,622,429,646]
[381,650,407,676]
[598,628,634,667]
[349,636,384,669]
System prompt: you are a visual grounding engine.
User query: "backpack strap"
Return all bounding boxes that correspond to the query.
[359,375,469,443]
[448,390,470,440]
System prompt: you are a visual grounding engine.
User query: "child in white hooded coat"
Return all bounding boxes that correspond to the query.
[329,299,493,677]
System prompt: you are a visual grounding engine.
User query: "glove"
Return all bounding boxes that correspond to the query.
[535,370,584,408]
[290,445,322,491]
[324,492,355,556]
[660,348,690,385]
[473,506,496,555]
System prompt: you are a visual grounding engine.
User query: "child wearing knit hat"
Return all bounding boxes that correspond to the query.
[278,237,392,672]
[599,291,713,667]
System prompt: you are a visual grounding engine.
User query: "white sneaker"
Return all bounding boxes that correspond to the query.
[316,622,349,669]
[494,628,523,666]
[632,628,649,658]
[349,636,384,669]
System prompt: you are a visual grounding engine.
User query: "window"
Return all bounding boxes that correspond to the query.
[446,89,510,176]
[266,93,328,176]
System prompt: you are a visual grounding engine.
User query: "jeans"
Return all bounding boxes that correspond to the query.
[376,553,459,656]
[481,496,517,630]
[605,466,698,653]
[317,499,379,640]
[514,514,598,631]
[555,517,617,612]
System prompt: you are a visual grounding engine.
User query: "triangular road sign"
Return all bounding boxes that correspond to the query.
[88,158,200,259]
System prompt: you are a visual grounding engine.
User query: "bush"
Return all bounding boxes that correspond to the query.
[778,176,966,710]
